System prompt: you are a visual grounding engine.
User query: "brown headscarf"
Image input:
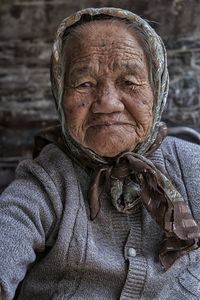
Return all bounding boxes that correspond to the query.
[40,8,200,270]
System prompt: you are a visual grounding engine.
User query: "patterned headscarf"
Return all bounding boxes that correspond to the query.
[46,8,200,270]
[50,7,169,160]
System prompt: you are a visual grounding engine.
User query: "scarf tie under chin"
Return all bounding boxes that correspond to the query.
[88,130,200,270]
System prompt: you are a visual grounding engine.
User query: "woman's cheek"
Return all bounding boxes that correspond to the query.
[64,91,90,117]
[125,100,150,123]
[66,115,86,144]
[64,96,92,143]
[127,91,153,120]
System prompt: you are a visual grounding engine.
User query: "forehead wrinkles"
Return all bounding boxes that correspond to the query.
[68,41,146,67]
[64,21,149,78]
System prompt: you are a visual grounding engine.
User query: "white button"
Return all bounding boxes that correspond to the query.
[128,247,137,257]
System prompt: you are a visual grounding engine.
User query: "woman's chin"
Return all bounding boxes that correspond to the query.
[72,130,141,157]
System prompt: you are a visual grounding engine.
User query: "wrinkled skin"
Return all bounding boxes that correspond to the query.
[63,20,154,157]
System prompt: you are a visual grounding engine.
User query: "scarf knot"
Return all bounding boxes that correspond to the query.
[88,152,200,270]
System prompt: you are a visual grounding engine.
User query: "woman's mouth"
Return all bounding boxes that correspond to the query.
[88,121,135,129]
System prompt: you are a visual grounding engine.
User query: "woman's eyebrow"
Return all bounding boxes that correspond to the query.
[116,62,145,74]
[67,62,146,80]
[69,65,94,78]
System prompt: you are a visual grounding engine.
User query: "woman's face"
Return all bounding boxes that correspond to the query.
[63,20,154,157]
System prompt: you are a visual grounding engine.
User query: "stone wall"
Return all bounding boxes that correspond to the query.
[1,0,200,191]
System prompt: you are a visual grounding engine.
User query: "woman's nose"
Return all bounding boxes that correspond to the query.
[91,82,124,114]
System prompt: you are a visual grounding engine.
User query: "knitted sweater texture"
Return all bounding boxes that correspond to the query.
[0,137,200,300]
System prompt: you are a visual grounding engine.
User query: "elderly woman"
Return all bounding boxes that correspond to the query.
[1,7,200,300]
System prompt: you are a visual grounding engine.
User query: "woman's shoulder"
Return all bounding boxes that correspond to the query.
[161,135,200,158]
[15,143,77,192]
[160,135,200,182]
[34,143,73,170]
[19,142,72,170]
[161,136,200,176]
[160,136,200,171]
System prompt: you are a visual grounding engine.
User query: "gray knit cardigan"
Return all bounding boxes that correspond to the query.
[1,137,200,300]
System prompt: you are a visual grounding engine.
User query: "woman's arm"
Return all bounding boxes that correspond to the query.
[0,157,61,300]
[159,137,200,299]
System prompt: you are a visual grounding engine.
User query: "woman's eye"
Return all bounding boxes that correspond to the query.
[78,82,94,88]
[123,79,141,90]
[124,80,134,86]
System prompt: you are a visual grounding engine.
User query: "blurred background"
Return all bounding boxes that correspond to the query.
[1,0,200,191]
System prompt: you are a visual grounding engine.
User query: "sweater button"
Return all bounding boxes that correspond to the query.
[128,247,137,257]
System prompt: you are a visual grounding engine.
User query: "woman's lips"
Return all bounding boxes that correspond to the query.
[87,121,135,129]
